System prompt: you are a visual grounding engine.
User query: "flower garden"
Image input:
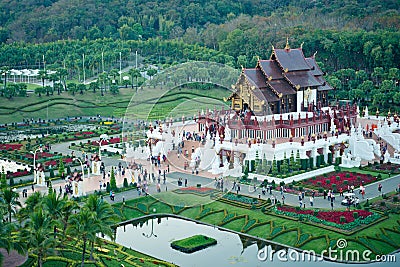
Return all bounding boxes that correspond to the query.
[301,171,378,191]
[361,162,400,174]
[273,205,382,231]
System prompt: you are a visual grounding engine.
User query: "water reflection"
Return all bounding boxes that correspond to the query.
[111,216,398,267]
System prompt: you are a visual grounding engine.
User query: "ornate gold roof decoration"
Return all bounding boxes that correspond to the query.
[295,85,301,90]
[284,68,289,73]
[285,37,290,50]
[279,93,283,98]
[268,76,273,81]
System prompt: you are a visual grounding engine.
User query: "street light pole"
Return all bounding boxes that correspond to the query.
[30,147,43,183]
[142,208,157,238]
[73,157,85,180]
[96,134,109,161]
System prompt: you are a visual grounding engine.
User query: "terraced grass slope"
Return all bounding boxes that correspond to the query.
[0,86,230,123]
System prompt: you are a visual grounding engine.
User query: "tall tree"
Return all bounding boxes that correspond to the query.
[67,209,98,267]
[84,194,116,260]
[0,187,21,223]
[38,70,48,88]
[128,68,141,91]
[23,208,56,267]
[110,167,117,191]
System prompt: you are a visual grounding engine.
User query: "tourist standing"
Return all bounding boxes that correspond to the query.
[310,196,314,207]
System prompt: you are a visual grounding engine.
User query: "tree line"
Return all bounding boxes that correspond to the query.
[0,0,398,44]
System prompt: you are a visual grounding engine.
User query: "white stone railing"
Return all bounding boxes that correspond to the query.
[249,165,335,184]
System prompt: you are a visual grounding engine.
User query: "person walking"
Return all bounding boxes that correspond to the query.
[310,196,314,207]
[378,183,383,196]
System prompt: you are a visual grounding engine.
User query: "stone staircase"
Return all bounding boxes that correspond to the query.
[365,132,396,160]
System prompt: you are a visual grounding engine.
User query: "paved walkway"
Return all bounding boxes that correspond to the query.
[10,132,400,210]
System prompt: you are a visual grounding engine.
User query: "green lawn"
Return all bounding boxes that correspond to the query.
[0,85,230,123]
[112,191,400,262]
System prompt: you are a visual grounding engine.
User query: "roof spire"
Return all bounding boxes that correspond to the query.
[313,51,318,58]
[300,42,304,49]
[285,37,290,50]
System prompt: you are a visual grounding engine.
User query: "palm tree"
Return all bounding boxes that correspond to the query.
[67,209,98,267]
[38,70,47,88]
[22,208,56,267]
[77,83,86,95]
[0,220,12,265]
[84,194,117,260]
[18,191,42,223]
[98,72,108,96]
[67,82,78,96]
[89,81,99,93]
[42,192,64,239]
[0,187,21,223]
[59,198,77,242]
[0,220,26,266]
[56,68,68,92]
[128,68,141,91]
[48,73,58,95]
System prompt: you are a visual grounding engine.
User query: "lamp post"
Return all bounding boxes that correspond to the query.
[73,157,85,180]
[142,208,157,238]
[148,123,153,183]
[30,147,43,183]
[96,134,109,160]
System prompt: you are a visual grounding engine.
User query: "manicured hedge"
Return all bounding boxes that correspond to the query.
[170,235,217,253]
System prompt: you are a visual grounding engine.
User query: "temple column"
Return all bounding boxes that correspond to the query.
[323,144,330,164]
[311,147,318,167]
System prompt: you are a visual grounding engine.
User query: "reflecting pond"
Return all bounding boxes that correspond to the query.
[112,216,399,267]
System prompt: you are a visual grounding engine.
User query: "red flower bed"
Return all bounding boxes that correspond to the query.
[91,137,121,146]
[277,206,372,224]
[6,170,29,178]
[44,158,73,167]
[25,152,56,159]
[302,171,377,190]
[0,143,23,150]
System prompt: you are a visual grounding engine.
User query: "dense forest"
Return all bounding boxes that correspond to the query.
[0,0,399,113]
[0,0,398,43]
